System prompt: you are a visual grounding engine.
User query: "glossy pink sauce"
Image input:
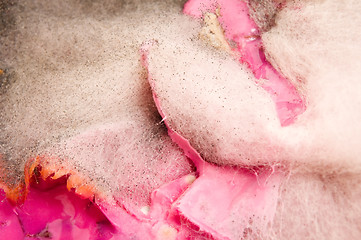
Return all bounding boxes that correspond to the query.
[0,171,212,239]
[0,177,115,240]
[0,190,24,240]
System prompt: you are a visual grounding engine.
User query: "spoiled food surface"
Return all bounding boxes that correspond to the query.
[0,0,361,239]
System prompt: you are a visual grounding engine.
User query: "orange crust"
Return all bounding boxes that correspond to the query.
[0,154,100,204]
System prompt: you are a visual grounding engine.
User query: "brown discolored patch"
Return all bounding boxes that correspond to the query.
[199,10,232,53]
[248,0,283,32]
[0,0,17,36]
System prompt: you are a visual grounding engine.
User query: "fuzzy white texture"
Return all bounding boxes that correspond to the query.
[147,39,285,167]
[0,0,195,194]
[147,0,361,238]
[0,0,361,239]
[53,120,191,212]
[263,0,361,239]
[262,0,361,173]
